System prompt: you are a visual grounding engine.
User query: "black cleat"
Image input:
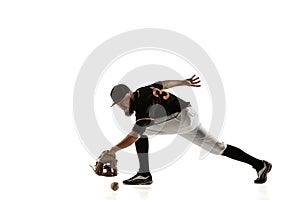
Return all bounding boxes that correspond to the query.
[123,172,153,185]
[254,160,272,184]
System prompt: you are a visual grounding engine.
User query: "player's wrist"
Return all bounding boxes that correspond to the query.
[109,146,119,154]
[182,79,189,86]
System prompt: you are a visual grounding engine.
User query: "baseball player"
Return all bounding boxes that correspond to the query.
[108,75,272,185]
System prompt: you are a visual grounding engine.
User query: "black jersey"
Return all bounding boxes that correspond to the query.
[130,81,191,135]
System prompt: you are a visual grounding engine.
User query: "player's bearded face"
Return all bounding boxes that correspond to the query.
[118,93,133,116]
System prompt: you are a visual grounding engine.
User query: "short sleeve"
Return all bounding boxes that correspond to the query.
[150,81,164,90]
[132,118,155,135]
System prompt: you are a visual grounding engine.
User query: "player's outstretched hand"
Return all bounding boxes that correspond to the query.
[185,74,201,87]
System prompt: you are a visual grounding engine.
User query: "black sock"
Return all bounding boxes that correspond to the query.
[135,135,150,173]
[222,144,264,171]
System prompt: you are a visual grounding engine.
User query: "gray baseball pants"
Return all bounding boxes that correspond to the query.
[144,106,227,155]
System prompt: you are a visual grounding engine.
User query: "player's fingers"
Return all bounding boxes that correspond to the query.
[192,77,200,81]
[190,74,196,79]
[192,80,201,84]
[192,84,201,87]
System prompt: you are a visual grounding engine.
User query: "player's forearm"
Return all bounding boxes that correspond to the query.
[109,131,140,153]
[162,80,187,89]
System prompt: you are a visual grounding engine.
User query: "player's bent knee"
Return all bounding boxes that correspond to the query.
[211,142,227,155]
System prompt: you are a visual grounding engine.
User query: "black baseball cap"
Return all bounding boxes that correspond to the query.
[110,84,131,107]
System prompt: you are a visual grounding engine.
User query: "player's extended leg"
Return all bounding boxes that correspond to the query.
[222,144,272,184]
[123,135,153,185]
[180,125,272,184]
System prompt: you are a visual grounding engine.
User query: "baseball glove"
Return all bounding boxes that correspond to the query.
[90,150,118,177]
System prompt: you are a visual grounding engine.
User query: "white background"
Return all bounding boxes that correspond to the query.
[1,1,299,200]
